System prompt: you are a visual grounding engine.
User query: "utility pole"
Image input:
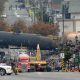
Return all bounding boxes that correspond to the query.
[39,0,43,22]
[62,4,65,43]
[33,0,36,23]
[73,16,76,32]
[51,0,56,23]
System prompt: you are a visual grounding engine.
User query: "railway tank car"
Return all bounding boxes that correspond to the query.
[0,31,57,50]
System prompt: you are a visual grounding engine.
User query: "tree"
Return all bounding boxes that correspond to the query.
[12,20,28,33]
[0,0,7,16]
[63,46,72,61]
[29,22,59,36]
[0,20,11,31]
[5,26,12,32]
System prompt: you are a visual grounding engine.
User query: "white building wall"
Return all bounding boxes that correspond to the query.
[76,21,80,32]
[71,13,80,19]
[58,19,80,36]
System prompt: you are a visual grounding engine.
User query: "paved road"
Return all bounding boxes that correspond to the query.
[3,0,32,26]
[0,72,80,80]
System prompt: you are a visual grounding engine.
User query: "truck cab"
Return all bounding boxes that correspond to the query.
[17,53,30,72]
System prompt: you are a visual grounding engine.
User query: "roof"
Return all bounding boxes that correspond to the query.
[69,0,80,13]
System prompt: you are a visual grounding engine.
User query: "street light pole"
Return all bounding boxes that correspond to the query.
[75,36,78,44]
[73,54,76,69]
[75,36,80,70]
[78,52,80,70]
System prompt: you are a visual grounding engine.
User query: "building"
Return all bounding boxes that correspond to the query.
[69,0,80,19]
[58,0,80,36]
[58,19,80,36]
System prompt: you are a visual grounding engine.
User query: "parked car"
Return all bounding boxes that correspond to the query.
[0,63,13,76]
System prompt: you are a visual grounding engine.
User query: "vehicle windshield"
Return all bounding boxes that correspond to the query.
[19,60,29,62]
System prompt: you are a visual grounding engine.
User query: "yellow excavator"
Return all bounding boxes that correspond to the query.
[29,44,47,71]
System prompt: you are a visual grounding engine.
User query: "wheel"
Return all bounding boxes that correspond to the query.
[46,66,52,72]
[0,69,6,76]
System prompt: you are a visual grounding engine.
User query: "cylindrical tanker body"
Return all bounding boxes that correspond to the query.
[0,31,57,50]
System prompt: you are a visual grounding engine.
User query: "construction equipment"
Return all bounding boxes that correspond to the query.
[29,44,47,71]
[17,44,49,72]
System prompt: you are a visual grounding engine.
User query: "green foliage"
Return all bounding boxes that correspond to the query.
[63,46,71,61]
[36,11,42,21]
